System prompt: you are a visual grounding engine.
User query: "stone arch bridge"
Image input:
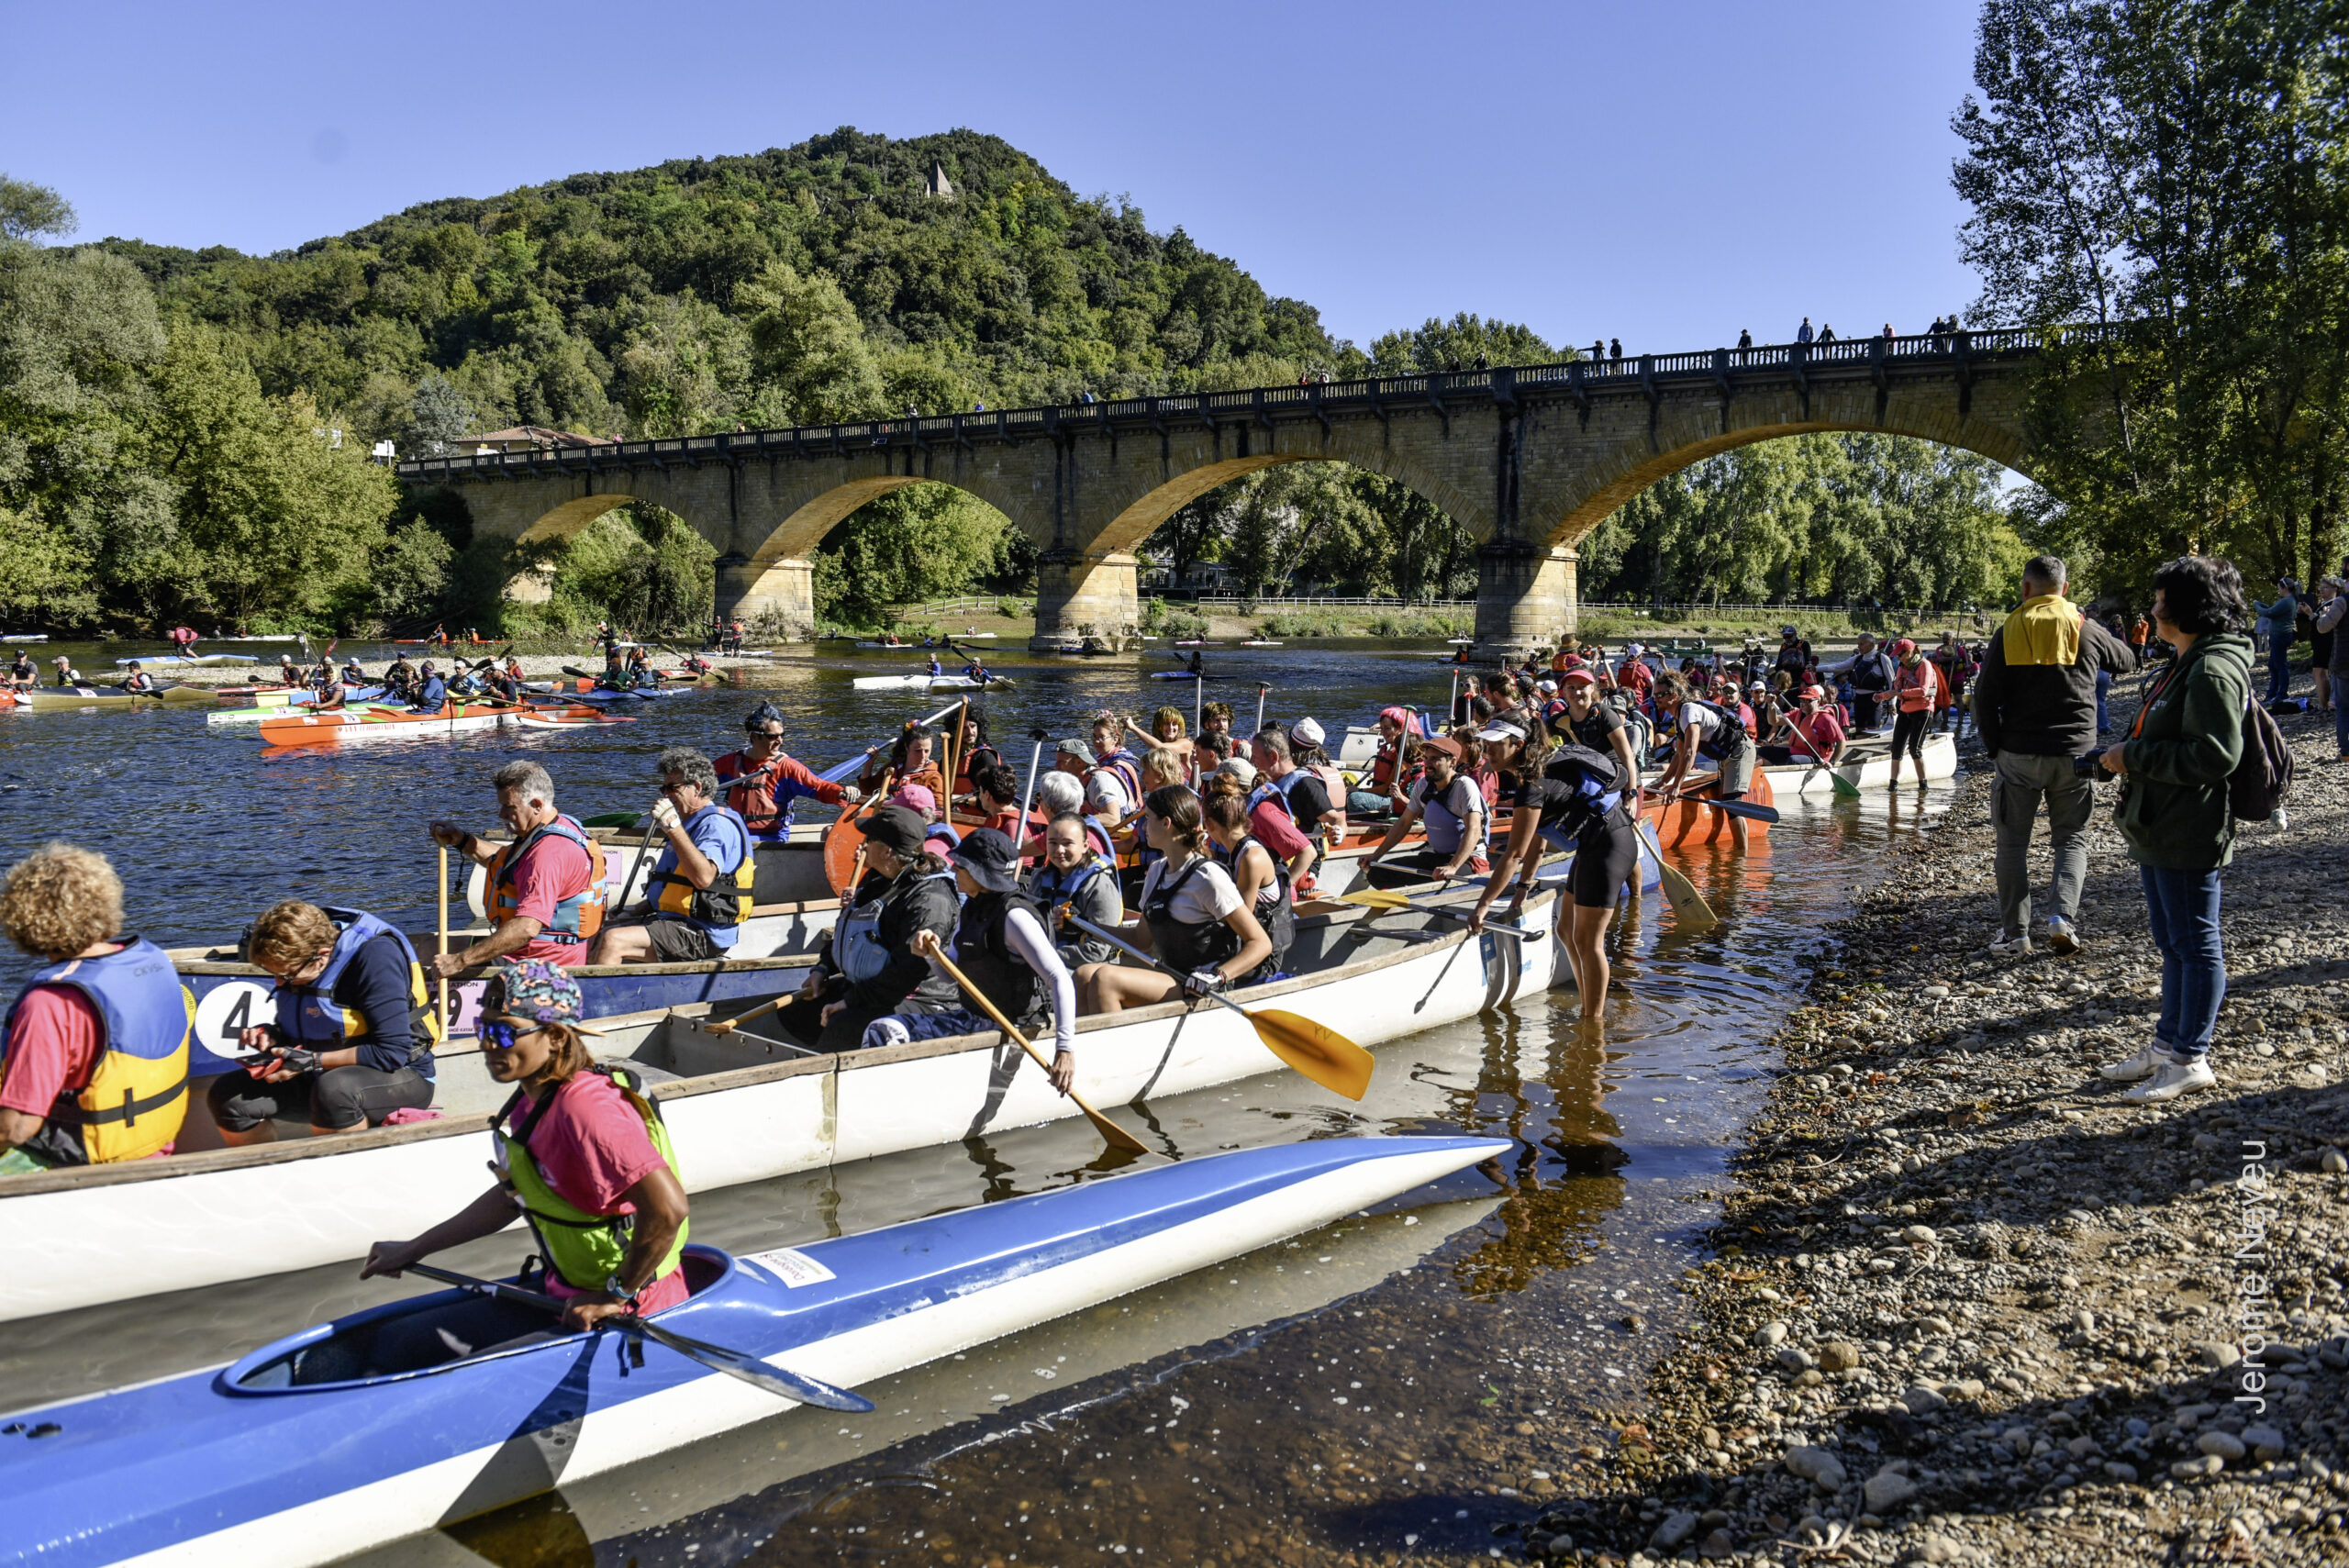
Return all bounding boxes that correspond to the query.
[395,325,2110,657]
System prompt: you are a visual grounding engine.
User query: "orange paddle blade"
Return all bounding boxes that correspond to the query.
[1247,1008,1374,1101]
[822,803,865,896]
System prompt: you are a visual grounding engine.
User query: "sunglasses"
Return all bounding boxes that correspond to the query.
[475,1018,533,1051]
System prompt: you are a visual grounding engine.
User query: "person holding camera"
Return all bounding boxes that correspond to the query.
[206,900,441,1143]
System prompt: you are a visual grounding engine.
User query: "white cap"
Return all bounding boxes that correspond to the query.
[1475,717,1528,742]
[1216,756,1259,788]
[1288,717,1325,747]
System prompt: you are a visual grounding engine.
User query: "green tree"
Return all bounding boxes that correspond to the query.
[740,261,884,425]
[0,176,75,242]
[810,484,1019,622]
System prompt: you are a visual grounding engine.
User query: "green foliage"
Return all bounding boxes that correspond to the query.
[0,176,75,242]
[1158,462,1480,601]
[808,483,1023,622]
[1953,0,2349,594]
[1140,597,1208,638]
[545,506,715,637]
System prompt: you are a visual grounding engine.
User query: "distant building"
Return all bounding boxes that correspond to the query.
[925,160,954,198]
[463,427,615,455]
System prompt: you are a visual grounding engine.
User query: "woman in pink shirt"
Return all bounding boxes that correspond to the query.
[361,961,689,1365]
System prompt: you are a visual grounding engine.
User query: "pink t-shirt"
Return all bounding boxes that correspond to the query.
[505,830,597,967]
[516,1071,690,1312]
[0,985,103,1118]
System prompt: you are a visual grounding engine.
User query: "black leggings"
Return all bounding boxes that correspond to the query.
[1889,708,1932,770]
[207,1063,432,1133]
[1564,818,1642,910]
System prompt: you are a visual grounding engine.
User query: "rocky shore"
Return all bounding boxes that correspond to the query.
[1520,698,2349,1566]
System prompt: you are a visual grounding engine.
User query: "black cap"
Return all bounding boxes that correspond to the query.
[949,827,1022,892]
[861,804,930,858]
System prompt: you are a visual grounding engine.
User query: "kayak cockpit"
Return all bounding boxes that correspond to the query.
[222,1247,735,1393]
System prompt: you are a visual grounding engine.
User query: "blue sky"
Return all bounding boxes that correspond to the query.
[4,1,1988,355]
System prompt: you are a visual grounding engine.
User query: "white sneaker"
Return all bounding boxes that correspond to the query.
[2099,1043,2164,1082]
[2122,1057,2218,1105]
[2045,917,2081,956]
[1987,933,2033,958]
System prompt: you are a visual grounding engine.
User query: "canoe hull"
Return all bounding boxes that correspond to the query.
[1761,730,1958,795]
[1653,766,1775,850]
[0,1140,1505,1568]
[13,895,1553,1321]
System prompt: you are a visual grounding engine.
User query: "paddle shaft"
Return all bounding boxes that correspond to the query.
[613,812,666,917]
[701,995,786,1035]
[1788,719,1863,799]
[1342,890,1543,942]
[926,946,1147,1154]
[1015,738,1044,834]
[1254,684,1268,732]
[1644,788,1778,823]
[436,847,451,1030]
[1067,913,1257,1027]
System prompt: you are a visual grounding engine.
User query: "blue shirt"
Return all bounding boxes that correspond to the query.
[651,805,751,950]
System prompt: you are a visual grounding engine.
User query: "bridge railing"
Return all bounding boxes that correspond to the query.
[393,321,2134,481]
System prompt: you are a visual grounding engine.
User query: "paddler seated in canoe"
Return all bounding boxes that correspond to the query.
[205,900,440,1143]
[0,844,192,1174]
[1649,670,1757,853]
[970,759,1025,843]
[7,649,34,690]
[926,652,943,678]
[1184,648,1205,675]
[1121,706,1194,777]
[861,828,1082,1092]
[309,658,347,711]
[1360,734,1488,887]
[1243,729,1330,894]
[1031,771,1116,862]
[427,761,610,977]
[715,701,862,841]
[119,661,157,695]
[1466,715,1641,1021]
[859,723,945,803]
[1204,776,1295,983]
[627,645,661,686]
[276,652,300,686]
[598,647,632,692]
[50,654,86,687]
[946,706,1002,803]
[586,748,754,966]
[382,651,417,701]
[1198,699,1236,747]
[340,654,365,688]
[1347,706,1423,820]
[776,804,961,1051]
[410,661,448,712]
[360,960,690,1350]
[1075,785,1270,1015]
[1026,809,1125,965]
[1758,683,1848,767]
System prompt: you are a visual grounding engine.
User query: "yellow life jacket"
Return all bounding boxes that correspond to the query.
[2,938,194,1164]
[646,805,754,930]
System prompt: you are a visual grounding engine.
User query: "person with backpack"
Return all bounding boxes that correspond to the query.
[1465,715,1640,1020]
[2095,556,2257,1105]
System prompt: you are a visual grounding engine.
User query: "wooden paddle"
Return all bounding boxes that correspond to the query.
[1630,819,1720,933]
[1065,913,1373,1101]
[400,1262,874,1411]
[1337,885,1544,941]
[923,940,1147,1154]
[701,995,789,1036]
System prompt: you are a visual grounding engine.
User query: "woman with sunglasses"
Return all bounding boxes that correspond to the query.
[361,962,689,1354]
[1075,785,1270,1015]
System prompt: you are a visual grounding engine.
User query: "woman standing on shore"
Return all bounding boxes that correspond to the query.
[2097,556,2254,1106]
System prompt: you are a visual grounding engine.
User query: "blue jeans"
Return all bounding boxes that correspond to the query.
[2141,864,2226,1059]
[2266,634,2292,702]
[2095,669,2111,734]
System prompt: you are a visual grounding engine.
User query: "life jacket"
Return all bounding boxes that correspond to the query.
[487,817,609,945]
[1029,857,1114,951]
[1091,749,1143,808]
[832,868,959,984]
[494,1066,687,1294]
[1213,832,1293,981]
[1533,745,1631,848]
[646,804,755,931]
[1418,773,1489,858]
[1,938,193,1165]
[272,908,443,1067]
[1141,855,1242,976]
[1677,697,1753,762]
[718,751,792,838]
[952,890,1048,1028]
[1846,651,1894,695]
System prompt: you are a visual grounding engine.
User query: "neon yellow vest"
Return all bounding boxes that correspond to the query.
[495,1067,687,1293]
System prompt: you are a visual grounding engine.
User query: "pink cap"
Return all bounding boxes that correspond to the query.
[890,783,938,815]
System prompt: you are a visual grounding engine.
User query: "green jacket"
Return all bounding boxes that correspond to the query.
[2115,630,2254,871]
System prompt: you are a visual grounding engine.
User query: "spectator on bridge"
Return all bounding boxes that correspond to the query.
[1737,328,1753,349]
[1882,322,1896,339]
[1796,317,1815,345]
[1820,324,1837,342]
[1609,338,1622,361]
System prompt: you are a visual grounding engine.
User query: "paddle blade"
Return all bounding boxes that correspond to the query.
[1337,887,1415,910]
[1247,1008,1374,1101]
[1653,856,1720,933]
[630,1320,874,1411]
[1829,770,1863,800]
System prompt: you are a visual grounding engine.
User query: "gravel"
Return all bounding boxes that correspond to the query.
[1531,689,2349,1566]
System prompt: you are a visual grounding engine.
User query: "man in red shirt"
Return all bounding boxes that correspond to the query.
[713,703,860,840]
[2,844,191,1171]
[1767,684,1848,766]
[428,761,608,974]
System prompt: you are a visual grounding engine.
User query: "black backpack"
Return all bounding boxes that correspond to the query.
[2230,694,2294,823]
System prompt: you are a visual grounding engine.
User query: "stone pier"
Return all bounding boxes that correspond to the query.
[715,555,817,640]
[1029,551,1141,651]
[1472,543,1578,661]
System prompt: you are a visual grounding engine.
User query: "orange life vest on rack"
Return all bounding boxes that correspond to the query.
[487,817,609,946]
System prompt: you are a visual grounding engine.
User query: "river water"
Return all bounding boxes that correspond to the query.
[0,639,1952,1566]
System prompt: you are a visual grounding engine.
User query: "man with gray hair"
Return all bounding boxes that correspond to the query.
[428,760,608,974]
[587,746,754,965]
[1970,553,2141,957]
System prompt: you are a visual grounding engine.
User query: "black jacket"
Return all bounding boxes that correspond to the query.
[824,863,963,1015]
[1973,614,2140,757]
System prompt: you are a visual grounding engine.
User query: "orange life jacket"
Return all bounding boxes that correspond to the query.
[487,817,608,945]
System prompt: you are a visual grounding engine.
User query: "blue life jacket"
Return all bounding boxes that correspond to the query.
[3,937,191,1164]
[272,908,440,1073]
[833,870,959,984]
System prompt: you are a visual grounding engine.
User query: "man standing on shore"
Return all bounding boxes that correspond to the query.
[1971,555,2140,958]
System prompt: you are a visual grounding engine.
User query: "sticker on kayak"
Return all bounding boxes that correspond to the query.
[740,1247,836,1288]
[192,980,273,1061]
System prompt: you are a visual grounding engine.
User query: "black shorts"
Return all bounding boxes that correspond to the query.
[608,917,725,962]
[207,1063,432,1133]
[1566,818,1642,910]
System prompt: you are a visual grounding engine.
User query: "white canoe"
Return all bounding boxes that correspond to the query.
[0,888,1557,1322]
[255,703,524,742]
[1762,729,1958,794]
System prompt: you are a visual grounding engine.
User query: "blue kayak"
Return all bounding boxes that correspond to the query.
[0,1136,1504,1568]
